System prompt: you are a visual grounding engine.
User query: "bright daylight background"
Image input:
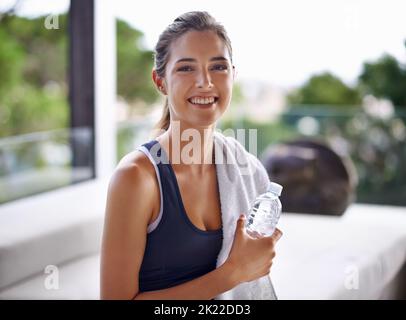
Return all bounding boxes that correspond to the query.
[1,0,406,206]
[0,0,406,301]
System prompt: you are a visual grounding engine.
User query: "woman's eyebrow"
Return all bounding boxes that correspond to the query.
[175,56,229,64]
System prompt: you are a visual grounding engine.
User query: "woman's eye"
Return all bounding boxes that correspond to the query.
[177,66,193,72]
[177,64,228,72]
[212,64,228,71]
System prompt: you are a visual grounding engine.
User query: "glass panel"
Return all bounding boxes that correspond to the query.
[0,1,95,204]
[0,127,93,204]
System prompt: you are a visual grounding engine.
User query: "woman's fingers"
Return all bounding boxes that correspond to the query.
[271,228,283,242]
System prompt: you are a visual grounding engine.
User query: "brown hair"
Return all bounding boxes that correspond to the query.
[152,11,233,133]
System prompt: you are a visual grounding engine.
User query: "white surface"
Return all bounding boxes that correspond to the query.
[0,192,406,299]
[0,175,405,299]
[0,178,108,291]
[271,204,406,299]
[0,254,100,300]
[95,0,117,178]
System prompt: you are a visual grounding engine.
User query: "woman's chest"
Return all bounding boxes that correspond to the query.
[175,168,222,232]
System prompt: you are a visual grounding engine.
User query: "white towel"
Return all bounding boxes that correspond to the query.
[213,131,278,300]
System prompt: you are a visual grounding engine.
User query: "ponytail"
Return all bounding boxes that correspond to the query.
[153,98,170,137]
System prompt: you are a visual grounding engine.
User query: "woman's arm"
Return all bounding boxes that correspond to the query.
[134,215,282,300]
[100,152,281,300]
[100,153,241,300]
[100,160,154,300]
[134,260,239,300]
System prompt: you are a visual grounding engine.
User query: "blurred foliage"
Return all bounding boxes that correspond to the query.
[281,41,406,205]
[0,27,24,96]
[358,53,406,107]
[288,43,406,109]
[0,13,69,137]
[218,117,297,156]
[0,12,161,138]
[1,5,405,206]
[344,110,406,205]
[287,72,362,106]
[116,19,158,104]
[1,83,69,136]
[219,108,406,206]
[231,82,244,105]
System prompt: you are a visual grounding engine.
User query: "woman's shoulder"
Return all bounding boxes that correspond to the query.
[104,146,160,229]
[108,147,159,206]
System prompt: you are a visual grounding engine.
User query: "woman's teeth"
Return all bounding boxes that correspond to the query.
[189,97,216,105]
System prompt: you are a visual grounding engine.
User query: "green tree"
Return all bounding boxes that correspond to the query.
[0,12,159,138]
[116,19,158,104]
[358,52,406,107]
[0,28,24,96]
[287,72,361,106]
[0,14,69,137]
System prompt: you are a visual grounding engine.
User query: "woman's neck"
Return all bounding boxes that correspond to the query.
[156,121,216,174]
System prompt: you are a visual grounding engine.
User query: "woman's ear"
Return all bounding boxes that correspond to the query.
[152,69,167,95]
[232,65,237,80]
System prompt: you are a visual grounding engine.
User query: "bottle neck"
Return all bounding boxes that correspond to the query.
[261,190,279,200]
[266,188,281,198]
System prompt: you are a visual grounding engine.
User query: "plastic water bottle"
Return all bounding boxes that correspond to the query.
[245,182,283,237]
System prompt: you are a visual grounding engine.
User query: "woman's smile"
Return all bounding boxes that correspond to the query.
[187,96,219,109]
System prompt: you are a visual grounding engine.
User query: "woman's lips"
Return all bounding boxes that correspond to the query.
[188,97,219,108]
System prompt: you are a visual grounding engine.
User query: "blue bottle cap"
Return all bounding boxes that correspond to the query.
[267,182,283,196]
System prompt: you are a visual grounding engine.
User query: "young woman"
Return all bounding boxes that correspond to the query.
[100,11,282,300]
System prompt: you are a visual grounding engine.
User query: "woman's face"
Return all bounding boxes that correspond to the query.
[159,30,235,128]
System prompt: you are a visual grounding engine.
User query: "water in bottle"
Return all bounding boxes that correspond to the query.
[246,182,283,237]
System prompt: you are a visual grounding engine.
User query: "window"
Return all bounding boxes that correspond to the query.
[0,0,95,204]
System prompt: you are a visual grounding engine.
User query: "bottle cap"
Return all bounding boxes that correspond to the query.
[267,182,283,196]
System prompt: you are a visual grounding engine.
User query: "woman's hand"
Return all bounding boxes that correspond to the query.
[225,214,283,284]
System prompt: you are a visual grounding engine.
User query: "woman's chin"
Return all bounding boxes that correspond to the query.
[188,114,222,128]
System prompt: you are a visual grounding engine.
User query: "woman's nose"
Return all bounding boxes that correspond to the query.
[196,70,213,89]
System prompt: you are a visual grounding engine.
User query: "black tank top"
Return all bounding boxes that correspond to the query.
[136,139,223,292]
